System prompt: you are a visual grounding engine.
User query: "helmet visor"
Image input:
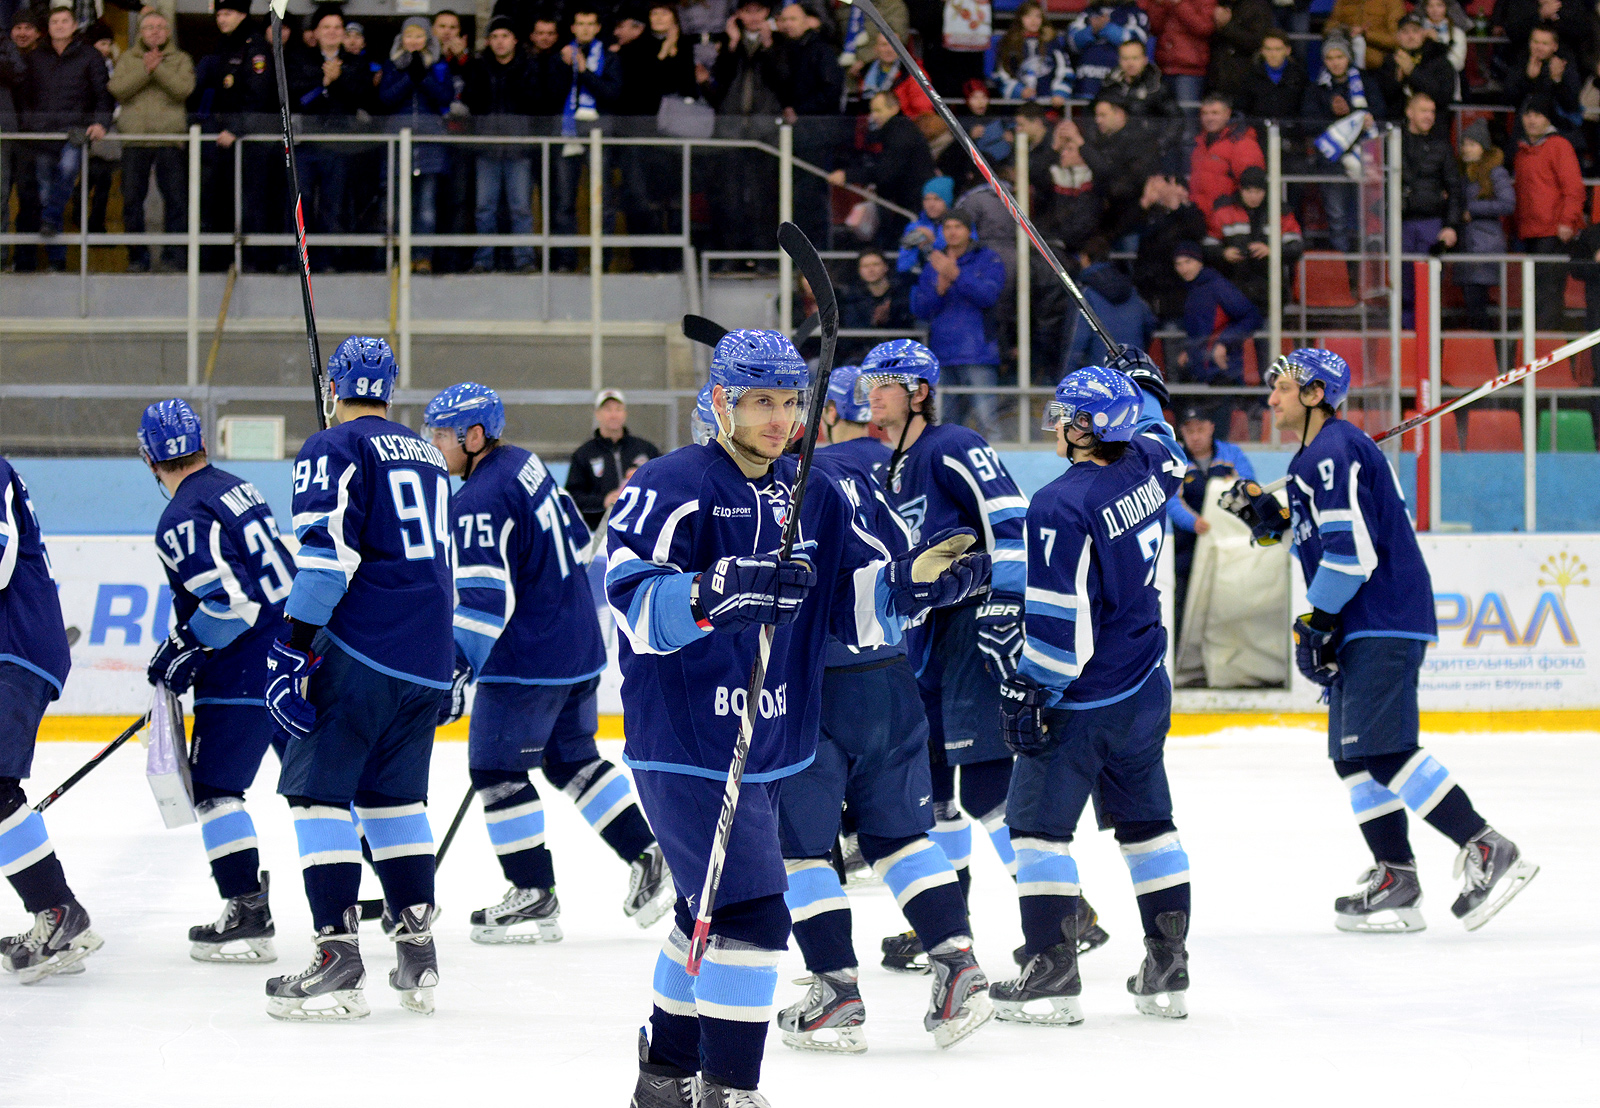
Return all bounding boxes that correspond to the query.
[1041,400,1096,434]
[854,372,918,405]
[718,387,809,434]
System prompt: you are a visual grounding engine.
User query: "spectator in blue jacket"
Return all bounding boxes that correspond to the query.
[911,208,1007,439]
[1173,239,1262,387]
[378,16,455,273]
[897,175,951,273]
[1065,1,1149,100]
[1061,236,1156,375]
[1167,404,1256,642]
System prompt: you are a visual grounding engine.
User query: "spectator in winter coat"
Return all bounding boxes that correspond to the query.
[1168,404,1255,641]
[1376,13,1455,134]
[706,0,782,262]
[1398,92,1462,320]
[956,174,1020,284]
[1062,235,1156,374]
[1081,93,1162,241]
[946,78,1012,176]
[1044,118,1103,253]
[837,0,909,70]
[1207,0,1272,100]
[552,5,623,270]
[1515,97,1585,328]
[1505,24,1584,139]
[898,175,951,273]
[840,246,916,362]
[1213,164,1301,374]
[1326,0,1405,70]
[1236,31,1308,127]
[1302,31,1381,259]
[1133,173,1208,321]
[465,16,539,273]
[378,17,454,273]
[1190,94,1264,240]
[1143,0,1214,108]
[1493,0,1589,62]
[1011,102,1057,223]
[1419,0,1466,92]
[1066,1,1148,100]
[830,91,934,250]
[1454,119,1517,320]
[108,9,194,273]
[523,15,573,115]
[912,208,1008,438]
[986,1,1071,104]
[1100,37,1180,125]
[774,1,843,249]
[859,32,933,118]
[0,31,25,267]
[1173,240,1263,388]
[24,7,113,270]
[287,5,370,270]
[565,390,660,529]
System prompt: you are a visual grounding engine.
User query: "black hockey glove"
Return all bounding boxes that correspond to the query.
[883,527,986,617]
[437,647,472,727]
[147,623,207,694]
[696,554,817,631]
[999,675,1052,756]
[1106,345,1169,408]
[265,632,322,738]
[1292,610,1340,687]
[1219,478,1291,546]
[975,597,1024,683]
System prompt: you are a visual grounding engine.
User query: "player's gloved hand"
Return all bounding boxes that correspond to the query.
[265,638,322,738]
[1219,478,1291,545]
[883,526,985,617]
[975,596,1024,682]
[1293,610,1340,687]
[696,554,817,631]
[146,623,207,694]
[1105,345,1169,407]
[999,675,1052,755]
[437,647,472,727]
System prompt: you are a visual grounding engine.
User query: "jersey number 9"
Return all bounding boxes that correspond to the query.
[388,469,452,562]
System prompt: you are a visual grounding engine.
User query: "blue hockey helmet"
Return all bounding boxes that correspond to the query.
[855,339,941,403]
[708,329,811,429]
[424,382,506,442]
[327,335,398,404]
[1044,364,1142,442]
[827,366,872,424]
[137,398,205,463]
[690,383,718,445]
[1267,347,1350,409]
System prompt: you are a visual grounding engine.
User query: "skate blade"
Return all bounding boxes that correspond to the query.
[18,929,103,985]
[1133,990,1188,1019]
[191,937,277,964]
[397,986,436,1015]
[1461,860,1539,932]
[844,868,882,888]
[1334,907,1427,934]
[1079,925,1111,954]
[992,994,1084,1026]
[932,991,994,1049]
[881,957,930,975]
[780,1025,868,1054]
[470,919,563,945]
[627,885,676,930]
[265,988,370,1021]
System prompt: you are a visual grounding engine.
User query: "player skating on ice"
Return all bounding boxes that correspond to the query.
[138,400,295,964]
[609,330,987,1107]
[1223,349,1539,933]
[422,383,673,943]
[0,457,100,983]
[773,367,993,1054]
[262,337,454,1020]
[991,365,1192,1026]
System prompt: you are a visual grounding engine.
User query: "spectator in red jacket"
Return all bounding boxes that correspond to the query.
[1514,95,1585,329]
[1190,93,1265,240]
[1143,0,1214,108]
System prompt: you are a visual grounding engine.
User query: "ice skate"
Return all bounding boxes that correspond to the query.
[624,844,675,929]
[880,929,927,974]
[1127,910,1189,1019]
[1,900,102,984]
[992,915,1084,1026]
[469,885,562,944]
[265,907,369,1021]
[1013,896,1108,964]
[190,870,276,963]
[387,903,439,1015]
[694,1078,771,1107]
[1452,827,1539,931]
[776,967,867,1054]
[1334,861,1426,933]
[924,936,993,1048]
[630,1029,696,1107]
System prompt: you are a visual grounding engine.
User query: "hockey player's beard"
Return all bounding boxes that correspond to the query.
[719,422,789,475]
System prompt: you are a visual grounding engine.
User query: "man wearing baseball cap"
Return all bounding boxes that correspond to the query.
[564,389,660,529]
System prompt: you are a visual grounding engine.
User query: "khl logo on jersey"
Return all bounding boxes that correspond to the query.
[896,496,928,544]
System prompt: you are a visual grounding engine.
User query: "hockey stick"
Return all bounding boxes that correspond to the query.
[1250,326,1600,497]
[685,222,838,976]
[683,311,820,350]
[33,714,151,814]
[268,0,331,431]
[357,782,476,918]
[838,0,1120,357]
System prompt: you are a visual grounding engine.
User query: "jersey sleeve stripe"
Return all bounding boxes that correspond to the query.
[1021,637,1079,676]
[0,485,21,592]
[206,519,261,630]
[651,500,699,564]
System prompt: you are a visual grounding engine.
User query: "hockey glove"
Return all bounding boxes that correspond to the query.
[975,597,1024,683]
[1219,479,1291,546]
[999,675,1053,756]
[883,527,986,617]
[264,637,322,738]
[1292,610,1340,687]
[437,647,472,727]
[146,623,207,694]
[696,554,817,631]
[1106,345,1169,407]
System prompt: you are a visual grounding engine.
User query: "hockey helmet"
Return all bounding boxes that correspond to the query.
[1044,364,1142,442]
[424,382,507,443]
[707,328,811,431]
[827,366,872,424]
[137,398,205,463]
[327,335,398,404]
[1267,347,1350,409]
[690,383,718,445]
[855,339,941,403]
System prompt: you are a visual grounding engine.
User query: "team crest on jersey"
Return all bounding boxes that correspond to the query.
[252,55,266,73]
[590,458,604,477]
[895,496,927,544]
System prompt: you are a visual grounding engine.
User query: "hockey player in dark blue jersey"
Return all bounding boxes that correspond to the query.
[991,364,1193,1027]
[0,458,100,984]
[421,382,673,944]
[609,330,988,1107]
[262,336,454,1021]
[1223,348,1538,934]
[138,400,296,963]
[774,366,993,1055]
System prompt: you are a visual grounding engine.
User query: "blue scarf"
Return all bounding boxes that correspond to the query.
[563,38,605,138]
[1265,61,1285,85]
[1316,66,1367,111]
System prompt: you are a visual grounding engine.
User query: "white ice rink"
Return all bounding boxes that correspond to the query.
[4,726,1595,1107]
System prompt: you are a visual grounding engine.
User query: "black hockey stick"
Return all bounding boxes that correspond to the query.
[268,0,330,430]
[358,783,476,919]
[686,222,838,975]
[840,0,1121,359]
[33,714,151,813]
[683,311,820,350]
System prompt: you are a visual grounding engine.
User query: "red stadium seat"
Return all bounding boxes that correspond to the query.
[1301,255,1357,308]
[1515,338,1592,389]
[1440,335,1499,388]
[1464,409,1522,451]
[1401,410,1463,451]
[1229,409,1250,442]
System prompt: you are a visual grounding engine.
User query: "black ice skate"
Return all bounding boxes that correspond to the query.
[624,844,676,929]
[1334,861,1426,933]
[470,885,562,944]
[925,936,993,1048]
[265,907,369,1021]
[1127,910,1189,1019]
[388,903,439,1015]
[190,870,276,963]
[992,915,1084,1027]
[1013,896,1109,965]
[1452,827,1539,931]
[776,967,867,1054]
[694,1079,771,1107]
[0,900,102,984]
[630,1030,695,1108]
[880,930,927,974]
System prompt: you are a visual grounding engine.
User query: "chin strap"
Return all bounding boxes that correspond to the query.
[886,390,920,492]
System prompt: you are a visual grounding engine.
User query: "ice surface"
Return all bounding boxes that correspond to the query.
[4,728,1595,1106]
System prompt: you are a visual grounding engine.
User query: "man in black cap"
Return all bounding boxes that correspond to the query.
[1168,405,1255,643]
[1377,12,1455,135]
[1212,163,1301,376]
